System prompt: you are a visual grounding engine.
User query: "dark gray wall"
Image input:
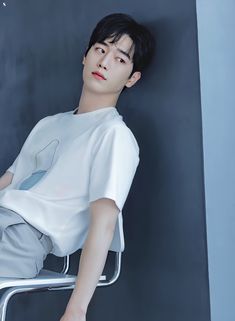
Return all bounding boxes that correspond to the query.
[0,1,210,321]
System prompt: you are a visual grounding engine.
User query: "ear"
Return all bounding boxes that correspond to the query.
[125,71,141,88]
[82,56,86,65]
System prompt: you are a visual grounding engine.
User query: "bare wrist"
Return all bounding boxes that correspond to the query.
[66,303,87,317]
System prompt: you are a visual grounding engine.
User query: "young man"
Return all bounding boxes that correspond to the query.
[0,13,155,321]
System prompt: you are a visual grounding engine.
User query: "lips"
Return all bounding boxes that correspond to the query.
[92,71,106,80]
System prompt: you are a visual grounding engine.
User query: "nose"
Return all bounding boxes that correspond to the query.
[97,52,111,70]
[98,62,107,70]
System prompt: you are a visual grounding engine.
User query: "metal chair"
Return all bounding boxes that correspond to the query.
[0,212,125,321]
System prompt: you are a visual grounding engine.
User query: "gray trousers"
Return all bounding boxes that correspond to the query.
[0,206,53,279]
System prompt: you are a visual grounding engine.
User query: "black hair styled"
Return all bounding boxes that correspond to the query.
[84,13,156,92]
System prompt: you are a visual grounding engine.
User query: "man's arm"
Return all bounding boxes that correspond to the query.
[0,171,14,190]
[60,197,120,321]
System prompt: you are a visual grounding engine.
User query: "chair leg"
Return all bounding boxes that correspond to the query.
[0,286,39,321]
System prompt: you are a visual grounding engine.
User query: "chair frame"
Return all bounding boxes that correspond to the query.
[0,251,122,321]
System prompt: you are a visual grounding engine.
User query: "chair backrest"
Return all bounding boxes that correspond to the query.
[109,211,125,252]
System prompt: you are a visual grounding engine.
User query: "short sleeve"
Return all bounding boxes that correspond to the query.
[88,124,140,212]
[5,116,49,174]
[6,154,20,174]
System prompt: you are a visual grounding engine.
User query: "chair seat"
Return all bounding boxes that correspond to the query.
[0,252,120,321]
[0,269,106,290]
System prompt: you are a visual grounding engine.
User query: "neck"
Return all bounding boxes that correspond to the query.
[76,84,119,114]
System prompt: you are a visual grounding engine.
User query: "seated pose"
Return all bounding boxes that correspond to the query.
[0,12,155,321]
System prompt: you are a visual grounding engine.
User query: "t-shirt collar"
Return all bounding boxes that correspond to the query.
[72,106,117,116]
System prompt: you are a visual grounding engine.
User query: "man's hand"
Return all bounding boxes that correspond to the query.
[60,307,86,321]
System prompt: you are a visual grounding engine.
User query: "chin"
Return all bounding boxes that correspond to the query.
[84,83,107,94]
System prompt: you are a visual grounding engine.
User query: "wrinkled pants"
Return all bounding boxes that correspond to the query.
[0,206,53,279]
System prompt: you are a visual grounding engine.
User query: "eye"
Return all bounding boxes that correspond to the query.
[95,46,126,64]
[95,47,105,53]
[118,58,126,64]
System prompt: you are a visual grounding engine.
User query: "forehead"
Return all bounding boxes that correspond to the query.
[102,34,135,58]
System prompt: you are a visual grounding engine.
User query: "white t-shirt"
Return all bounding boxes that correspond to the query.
[0,106,140,256]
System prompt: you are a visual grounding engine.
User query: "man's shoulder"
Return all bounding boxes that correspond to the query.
[36,110,67,126]
[95,118,140,153]
[94,116,132,138]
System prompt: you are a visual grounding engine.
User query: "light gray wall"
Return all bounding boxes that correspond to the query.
[196,1,235,320]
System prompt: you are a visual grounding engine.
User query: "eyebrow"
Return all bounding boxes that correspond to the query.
[97,40,132,61]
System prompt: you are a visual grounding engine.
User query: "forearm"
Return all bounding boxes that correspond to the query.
[65,224,114,315]
[0,171,13,190]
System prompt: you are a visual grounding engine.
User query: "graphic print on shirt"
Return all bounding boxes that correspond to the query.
[19,139,59,190]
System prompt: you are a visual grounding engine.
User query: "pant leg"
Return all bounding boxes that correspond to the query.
[0,206,53,279]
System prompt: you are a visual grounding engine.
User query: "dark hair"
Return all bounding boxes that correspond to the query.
[84,13,156,92]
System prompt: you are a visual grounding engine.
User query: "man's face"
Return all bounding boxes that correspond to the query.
[82,34,141,95]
